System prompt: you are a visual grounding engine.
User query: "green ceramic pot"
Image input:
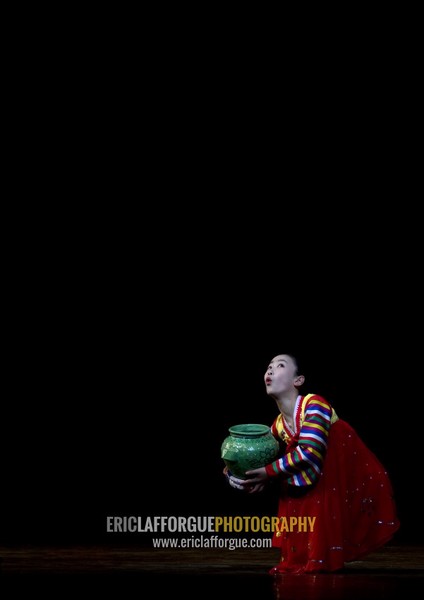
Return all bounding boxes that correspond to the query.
[221,423,280,479]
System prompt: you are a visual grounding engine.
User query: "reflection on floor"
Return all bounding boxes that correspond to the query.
[1,544,423,599]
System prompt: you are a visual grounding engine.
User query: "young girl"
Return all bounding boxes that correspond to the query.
[225,353,400,575]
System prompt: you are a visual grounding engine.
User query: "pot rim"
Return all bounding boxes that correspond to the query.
[228,423,271,437]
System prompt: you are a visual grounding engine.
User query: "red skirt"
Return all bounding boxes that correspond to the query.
[270,419,400,574]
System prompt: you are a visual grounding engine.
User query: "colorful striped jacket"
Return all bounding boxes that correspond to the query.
[265,393,339,487]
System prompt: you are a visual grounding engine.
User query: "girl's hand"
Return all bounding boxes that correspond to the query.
[223,466,246,491]
[240,467,268,494]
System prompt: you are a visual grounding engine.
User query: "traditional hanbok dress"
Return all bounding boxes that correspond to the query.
[265,393,400,574]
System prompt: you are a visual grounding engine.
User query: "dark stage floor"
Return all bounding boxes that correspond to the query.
[1,544,423,599]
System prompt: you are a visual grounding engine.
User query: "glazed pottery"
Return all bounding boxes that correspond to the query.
[221,423,279,479]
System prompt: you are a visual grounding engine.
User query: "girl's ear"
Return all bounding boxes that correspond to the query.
[295,374,305,387]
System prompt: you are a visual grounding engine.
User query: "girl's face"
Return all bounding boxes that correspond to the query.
[264,354,300,396]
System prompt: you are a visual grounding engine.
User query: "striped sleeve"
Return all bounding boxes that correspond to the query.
[265,395,332,487]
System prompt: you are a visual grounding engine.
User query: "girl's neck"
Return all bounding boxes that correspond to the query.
[275,391,302,422]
